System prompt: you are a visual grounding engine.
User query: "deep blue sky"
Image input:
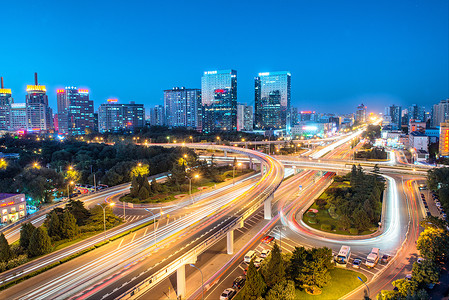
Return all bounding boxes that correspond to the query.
[2,0,448,114]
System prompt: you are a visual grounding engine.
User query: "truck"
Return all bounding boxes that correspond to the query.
[365,248,380,268]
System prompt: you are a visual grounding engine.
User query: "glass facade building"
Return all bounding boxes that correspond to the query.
[201,70,237,132]
[237,103,253,131]
[164,87,201,130]
[57,87,95,135]
[25,74,53,132]
[254,71,291,131]
[0,77,13,131]
[98,100,145,133]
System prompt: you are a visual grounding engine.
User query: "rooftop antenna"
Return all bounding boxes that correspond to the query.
[34,72,38,85]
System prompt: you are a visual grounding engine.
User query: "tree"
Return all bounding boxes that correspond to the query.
[412,260,440,286]
[138,186,150,200]
[392,278,418,297]
[417,227,449,261]
[28,227,52,257]
[19,223,36,250]
[239,259,266,300]
[420,216,447,230]
[377,290,399,300]
[66,199,90,226]
[61,211,79,239]
[151,179,162,193]
[89,204,120,229]
[0,233,12,262]
[373,164,380,174]
[130,163,150,178]
[130,176,140,197]
[263,242,285,288]
[47,210,62,240]
[265,280,295,300]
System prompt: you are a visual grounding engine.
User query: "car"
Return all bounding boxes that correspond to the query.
[352,258,362,269]
[260,249,271,258]
[442,213,447,219]
[381,254,391,264]
[254,257,264,268]
[427,211,432,217]
[220,288,236,300]
[417,257,425,264]
[405,274,413,281]
[421,193,425,198]
[244,251,256,263]
[232,276,246,289]
[262,235,275,244]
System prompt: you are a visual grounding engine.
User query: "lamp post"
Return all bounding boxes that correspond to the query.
[273,225,286,251]
[67,181,74,200]
[357,276,370,298]
[188,174,200,202]
[144,208,157,246]
[189,264,204,300]
[98,203,115,241]
[233,162,242,185]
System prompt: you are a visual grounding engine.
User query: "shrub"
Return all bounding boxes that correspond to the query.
[321,224,332,231]
[316,199,327,209]
[180,184,190,193]
[349,228,358,235]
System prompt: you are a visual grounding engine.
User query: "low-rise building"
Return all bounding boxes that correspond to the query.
[409,131,429,152]
[0,193,26,223]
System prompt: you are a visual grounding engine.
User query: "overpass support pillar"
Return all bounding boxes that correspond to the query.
[264,194,273,220]
[177,264,186,299]
[227,230,234,254]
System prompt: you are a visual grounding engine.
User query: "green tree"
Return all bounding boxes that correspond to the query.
[138,186,150,200]
[392,278,418,297]
[19,223,36,250]
[61,211,79,239]
[417,227,449,261]
[130,163,150,178]
[377,290,399,300]
[130,176,140,197]
[263,242,285,288]
[47,210,62,240]
[0,233,12,262]
[28,227,52,257]
[412,260,440,287]
[66,199,90,226]
[239,259,266,300]
[89,204,120,229]
[420,216,447,230]
[151,179,162,193]
[265,280,296,300]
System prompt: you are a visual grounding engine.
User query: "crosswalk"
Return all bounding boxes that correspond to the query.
[115,215,143,223]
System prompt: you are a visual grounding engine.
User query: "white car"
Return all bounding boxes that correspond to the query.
[260,249,271,258]
[220,288,236,300]
[254,257,264,268]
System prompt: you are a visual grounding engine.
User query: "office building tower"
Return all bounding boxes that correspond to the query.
[98,99,145,133]
[237,103,253,131]
[164,87,201,129]
[56,87,94,135]
[440,121,449,156]
[384,105,402,130]
[149,105,165,126]
[355,104,367,124]
[291,107,299,126]
[432,99,449,127]
[299,111,318,122]
[254,71,291,131]
[408,104,425,122]
[201,70,237,132]
[26,73,52,132]
[9,103,27,131]
[0,77,13,130]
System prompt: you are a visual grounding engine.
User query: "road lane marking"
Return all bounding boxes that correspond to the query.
[117,238,124,250]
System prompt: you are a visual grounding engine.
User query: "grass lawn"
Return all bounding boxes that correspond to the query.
[302,181,376,236]
[295,268,367,300]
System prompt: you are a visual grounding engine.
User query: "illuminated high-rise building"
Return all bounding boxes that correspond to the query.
[149,105,165,126]
[0,77,13,130]
[384,105,402,130]
[57,87,94,135]
[440,121,449,157]
[237,103,253,131]
[9,103,27,131]
[25,73,52,132]
[355,103,367,124]
[254,71,291,131]
[201,70,237,132]
[164,87,201,129]
[432,99,449,127]
[98,99,145,133]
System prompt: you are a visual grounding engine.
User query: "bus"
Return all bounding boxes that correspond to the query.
[335,245,351,267]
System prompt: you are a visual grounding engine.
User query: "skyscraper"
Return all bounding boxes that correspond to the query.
[355,104,367,124]
[431,99,449,127]
[201,70,237,133]
[164,87,201,129]
[237,103,253,131]
[25,73,52,132]
[149,105,165,126]
[384,105,402,130]
[254,71,291,131]
[98,99,145,132]
[0,77,13,131]
[9,103,27,131]
[408,104,425,122]
[57,87,95,135]
[440,121,449,156]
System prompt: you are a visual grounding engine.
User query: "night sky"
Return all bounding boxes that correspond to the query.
[2,0,448,114]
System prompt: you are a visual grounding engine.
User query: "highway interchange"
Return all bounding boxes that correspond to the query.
[0,130,435,300]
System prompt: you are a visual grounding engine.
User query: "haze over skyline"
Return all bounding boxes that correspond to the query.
[2,0,448,114]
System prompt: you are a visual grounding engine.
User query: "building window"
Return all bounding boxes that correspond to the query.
[19,204,25,210]
[2,209,6,215]
[11,207,16,213]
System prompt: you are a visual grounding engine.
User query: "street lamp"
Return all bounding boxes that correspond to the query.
[357,276,370,298]
[273,225,286,251]
[98,203,115,241]
[233,162,242,185]
[189,264,204,300]
[67,181,75,200]
[188,174,200,202]
[144,208,157,246]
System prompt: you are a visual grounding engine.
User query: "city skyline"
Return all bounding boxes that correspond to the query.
[2,0,448,114]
